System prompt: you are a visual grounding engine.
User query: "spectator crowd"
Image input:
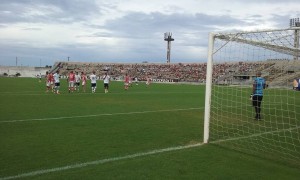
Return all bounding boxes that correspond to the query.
[50,60,298,84]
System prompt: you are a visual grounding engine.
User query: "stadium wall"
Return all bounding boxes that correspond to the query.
[0,66,51,77]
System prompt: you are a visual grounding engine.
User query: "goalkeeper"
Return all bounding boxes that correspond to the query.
[252,71,266,120]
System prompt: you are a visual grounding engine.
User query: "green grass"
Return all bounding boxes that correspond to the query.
[0,77,299,179]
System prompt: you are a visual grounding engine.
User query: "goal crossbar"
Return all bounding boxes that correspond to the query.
[215,32,300,57]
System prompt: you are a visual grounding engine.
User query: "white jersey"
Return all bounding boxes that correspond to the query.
[103,75,110,84]
[90,74,97,84]
[75,74,81,83]
[53,73,60,83]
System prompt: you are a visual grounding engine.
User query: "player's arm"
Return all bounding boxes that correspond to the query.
[252,81,256,94]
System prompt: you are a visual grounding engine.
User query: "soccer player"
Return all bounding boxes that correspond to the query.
[102,72,111,93]
[50,72,54,92]
[146,75,151,88]
[252,71,266,120]
[293,79,298,90]
[124,73,130,90]
[128,75,132,87]
[75,72,81,92]
[135,77,138,85]
[81,72,87,92]
[68,71,75,93]
[45,71,51,92]
[90,71,97,93]
[53,70,61,94]
[39,72,42,82]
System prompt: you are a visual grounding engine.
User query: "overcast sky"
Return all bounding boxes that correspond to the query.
[0,0,299,66]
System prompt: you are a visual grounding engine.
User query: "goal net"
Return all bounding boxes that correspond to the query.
[204,27,300,166]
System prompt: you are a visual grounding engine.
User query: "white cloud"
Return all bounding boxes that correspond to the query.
[0,0,299,66]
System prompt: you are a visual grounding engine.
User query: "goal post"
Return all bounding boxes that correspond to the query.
[204,27,300,165]
[203,32,215,143]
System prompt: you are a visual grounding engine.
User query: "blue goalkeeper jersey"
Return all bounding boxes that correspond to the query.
[253,77,265,96]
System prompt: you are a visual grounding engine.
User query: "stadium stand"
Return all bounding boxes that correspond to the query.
[1,59,298,87]
[49,59,300,88]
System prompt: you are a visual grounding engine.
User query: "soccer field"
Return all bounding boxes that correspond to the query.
[0,77,299,180]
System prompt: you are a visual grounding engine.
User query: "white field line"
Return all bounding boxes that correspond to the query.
[0,143,204,180]
[0,108,203,123]
[211,126,300,144]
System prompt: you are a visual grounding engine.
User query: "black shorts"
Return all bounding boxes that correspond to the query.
[252,95,263,107]
[76,82,80,86]
[104,83,109,89]
[55,82,60,87]
[91,83,96,87]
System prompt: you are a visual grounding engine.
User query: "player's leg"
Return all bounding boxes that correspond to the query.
[68,82,71,93]
[46,82,50,92]
[71,82,75,92]
[82,81,86,92]
[54,83,57,93]
[252,95,259,119]
[257,96,263,119]
[76,82,79,91]
[55,83,60,94]
[91,83,96,93]
[72,82,75,92]
[105,84,109,93]
[51,82,54,92]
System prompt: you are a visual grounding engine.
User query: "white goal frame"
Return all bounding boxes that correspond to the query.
[203,27,300,165]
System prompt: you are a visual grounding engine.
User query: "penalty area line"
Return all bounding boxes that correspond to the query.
[1,107,202,123]
[0,143,204,180]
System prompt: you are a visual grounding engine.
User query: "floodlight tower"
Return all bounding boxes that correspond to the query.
[290,18,300,60]
[164,32,174,64]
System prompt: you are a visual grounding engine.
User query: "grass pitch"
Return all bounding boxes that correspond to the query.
[0,77,299,179]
